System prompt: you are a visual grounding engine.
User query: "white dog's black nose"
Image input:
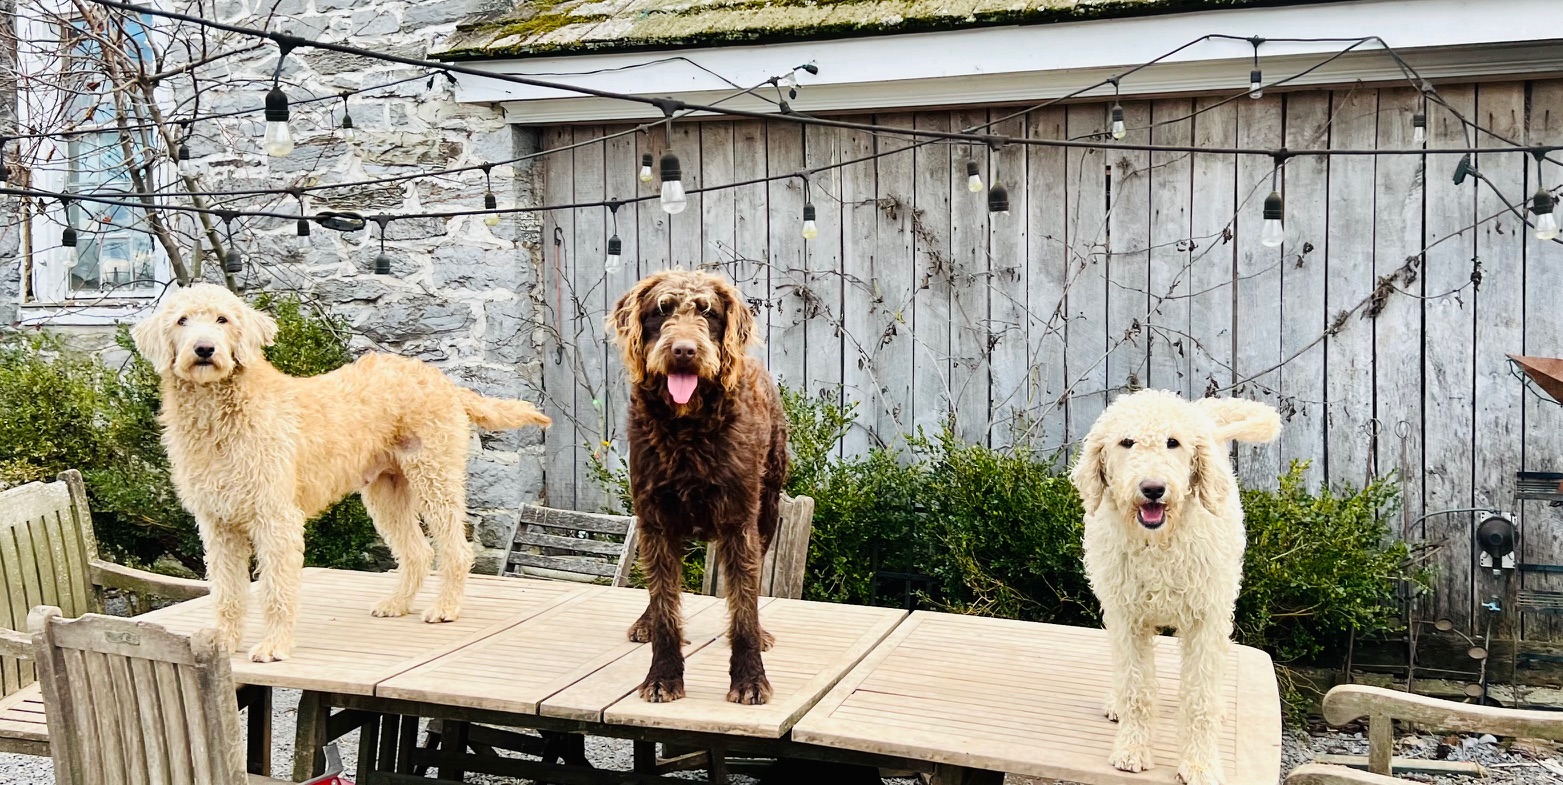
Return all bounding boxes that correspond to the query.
[194,343,215,359]
[1139,480,1165,501]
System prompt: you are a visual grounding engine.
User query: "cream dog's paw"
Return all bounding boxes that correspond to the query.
[1177,759,1224,785]
[1109,741,1155,773]
[371,597,411,618]
[421,602,461,623]
[247,639,291,663]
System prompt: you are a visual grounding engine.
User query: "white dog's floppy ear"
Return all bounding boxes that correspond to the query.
[130,310,175,375]
[1195,396,1282,444]
[1070,434,1108,515]
[233,303,278,368]
[1190,434,1239,516]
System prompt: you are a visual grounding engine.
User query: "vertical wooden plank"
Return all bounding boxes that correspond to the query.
[603,124,642,477]
[802,124,844,423]
[668,122,703,269]
[950,111,992,445]
[1523,79,1563,641]
[913,112,954,438]
[1280,93,1332,489]
[1372,87,1426,528]
[572,126,608,513]
[86,651,129,784]
[541,127,577,509]
[700,123,737,277]
[1234,94,1285,488]
[1471,83,1525,638]
[766,122,807,392]
[0,530,21,696]
[1064,104,1109,447]
[839,116,878,455]
[128,658,170,785]
[39,510,79,617]
[0,529,31,690]
[638,124,673,272]
[1148,99,1194,399]
[26,518,58,609]
[732,122,772,379]
[1421,85,1478,633]
[1189,98,1238,401]
[987,115,1030,449]
[1324,88,1379,488]
[109,655,150,785]
[1105,102,1151,408]
[1024,107,1069,453]
[153,660,194,785]
[875,115,917,446]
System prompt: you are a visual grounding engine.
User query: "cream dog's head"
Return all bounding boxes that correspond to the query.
[1070,390,1281,535]
[131,283,277,384]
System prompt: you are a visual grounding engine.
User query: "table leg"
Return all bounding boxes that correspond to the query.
[293,690,330,781]
[708,744,729,784]
[397,714,420,775]
[239,685,272,776]
[633,740,657,773]
[357,713,382,785]
[929,764,1004,785]
[436,719,469,782]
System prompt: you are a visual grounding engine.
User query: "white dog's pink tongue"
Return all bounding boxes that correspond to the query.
[1140,503,1165,524]
[667,373,699,404]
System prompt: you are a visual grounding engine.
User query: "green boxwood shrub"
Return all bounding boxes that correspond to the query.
[0,295,379,574]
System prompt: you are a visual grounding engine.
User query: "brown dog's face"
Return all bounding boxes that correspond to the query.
[607,270,756,405]
[131,283,277,384]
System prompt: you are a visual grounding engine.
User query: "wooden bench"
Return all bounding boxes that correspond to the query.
[506,504,640,586]
[0,470,210,757]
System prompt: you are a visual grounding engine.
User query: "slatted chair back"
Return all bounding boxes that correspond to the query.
[701,493,816,600]
[29,606,248,785]
[507,505,640,587]
[0,472,101,700]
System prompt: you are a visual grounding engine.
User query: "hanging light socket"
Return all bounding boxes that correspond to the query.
[966,160,983,193]
[1412,111,1427,145]
[224,248,244,274]
[659,151,688,214]
[1249,70,1263,99]
[1110,104,1126,140]
[295,218,311,250]
[801,203,819,239]
[61,226,78,248]
[263,86,294,157]
[374,253,392,275]
[988,184,1010,215]
[1261,190,1285,248]
[639,153,654,183]
[606,234,623,274]
[1532,188,1559,241]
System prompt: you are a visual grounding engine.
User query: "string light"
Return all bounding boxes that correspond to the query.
[659,150,687,215]
[294,194,311,251]
[373,216,392,274]
[802,202,818,239]
[339,95,357,144]
[263,86,294,157]
[606,202,624,274]
[220,213,243,273]
[966,160,983,193]
[1412,111,1427,146]
[988,183,1010,215]
[1534,152,1559,241]
[639,153,654,183]
[176,129,195,178]
[482,165,501,227]
[1248,37,1264,99]
[1261,191,1284,247]
[60,198,77,248]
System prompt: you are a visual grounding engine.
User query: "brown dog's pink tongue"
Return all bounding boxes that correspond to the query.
[667,373,698,404]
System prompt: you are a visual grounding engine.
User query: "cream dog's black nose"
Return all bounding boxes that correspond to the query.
[194,343,215,359]
[1139,481,1165,501]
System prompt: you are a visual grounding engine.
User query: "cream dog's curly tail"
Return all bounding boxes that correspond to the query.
[458,388,552,430]
[1194,396,1281,444]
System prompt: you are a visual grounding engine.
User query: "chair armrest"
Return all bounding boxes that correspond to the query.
[1286,763,1405,785]
[1322,684,1563,739]
[90,559,210,602]
[0,630,31,661]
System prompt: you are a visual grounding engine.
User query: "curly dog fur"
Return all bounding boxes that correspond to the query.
[607,269,787,705]
[1071,390,1280,785]
[133,284,550,662]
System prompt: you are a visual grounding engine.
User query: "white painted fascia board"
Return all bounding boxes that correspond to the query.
[446,0,1563,124]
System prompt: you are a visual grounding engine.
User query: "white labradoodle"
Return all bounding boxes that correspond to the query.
[1070,390,1280,785]
[132,284,550,662]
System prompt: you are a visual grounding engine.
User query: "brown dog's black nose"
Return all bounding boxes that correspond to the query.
[670,341,697,360]
[1139,481,1165,501]
[194,343,215,359]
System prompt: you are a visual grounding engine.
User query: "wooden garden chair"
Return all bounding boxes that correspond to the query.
[26,606,344,785]
[1286,684,1563,784]
[0,470,211,758]
[504,503,641,585]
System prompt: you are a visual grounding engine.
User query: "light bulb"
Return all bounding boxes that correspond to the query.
[988,184,1010,216]
[176,142,196,177]
[1413,112,1427,145]
[1534,189,1559,241]
[965,160,983,193]
[1261,190,1284,248]
[263,87,293,157]
[296,218,311,250]
[659,151,687,215]
[801,203,818,239]
[1110,104,1126,140]
[341,112,357,143]
[483,191,500,227]
[606,235,623,274]
[1249,69,1263,99]
[639,153,654,183]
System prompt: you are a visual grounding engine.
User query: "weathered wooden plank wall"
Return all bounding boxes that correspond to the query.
[535,80,1563,639]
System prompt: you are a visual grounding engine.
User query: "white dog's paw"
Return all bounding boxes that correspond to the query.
[371,598,411,618]
[1177,760,1224,785]
[421,603,461,624]
[248,640,291,663]
[1104,705,1120,722]
[1109,742,1155,773]
[216,627,244,654]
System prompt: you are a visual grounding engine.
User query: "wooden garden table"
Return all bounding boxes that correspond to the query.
[138,568,1283,785]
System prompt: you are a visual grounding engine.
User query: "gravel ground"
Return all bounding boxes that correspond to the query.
[2,691,1558,784]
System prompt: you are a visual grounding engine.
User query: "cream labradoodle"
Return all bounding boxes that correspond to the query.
[1070,390,1280,785]
[133,284,550,662]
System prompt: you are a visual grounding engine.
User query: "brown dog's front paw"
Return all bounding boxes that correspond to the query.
[638,675,686,703]
[627,616,651,643]
[760,628,776,651]
[727,675,772,705]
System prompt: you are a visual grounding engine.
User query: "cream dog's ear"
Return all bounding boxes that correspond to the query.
[1070,433,1109,515]
[233,302,278,368]
[1195,396,1282,444]
[130,307,175,374]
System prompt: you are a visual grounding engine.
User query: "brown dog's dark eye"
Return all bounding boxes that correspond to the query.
[658,299,673,316]
[176,316,187,326]
[1167,438,1180,449]
[1119,438,1135,448]
[216,316,228,324]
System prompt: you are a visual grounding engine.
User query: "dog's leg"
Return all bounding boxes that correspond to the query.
[422,489,472,624]
[636,532,686,702]
[404,431,472,624]
[363,474,433,618]
[202,521,252,654]
[248,506,307,663]
[720,527,772,705]
[1106,611,1157,774]
[1175,623,1230,785]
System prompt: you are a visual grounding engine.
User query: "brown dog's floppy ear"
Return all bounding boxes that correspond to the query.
[233,301,278,368]
[607,275,658,385]
[130,307,175,375]
[1070,434,1109,515]
[1190,434,1238,516]
[712,274,757,391]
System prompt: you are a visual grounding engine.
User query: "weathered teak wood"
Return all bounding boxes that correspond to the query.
[792,611,1282,785]
[508,504,640,587]
[700,493,815,600]
[1308,754,1483,778]
[1285,763,1409,785]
